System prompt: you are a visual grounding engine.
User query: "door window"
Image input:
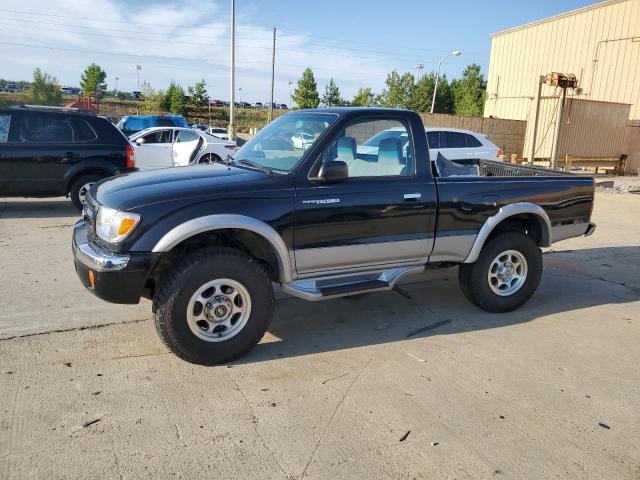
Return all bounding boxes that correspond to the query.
[69,118,97,142]
[465,134,482,148]
[321,119,414,178]
[175,130,199,143]
[17,115,74,143]
[426,131,441,149]
[143,129,172,144]
[0,114,10,142]
[442,131,467,149]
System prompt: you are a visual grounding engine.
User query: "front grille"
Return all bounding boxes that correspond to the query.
[83,192,98,240]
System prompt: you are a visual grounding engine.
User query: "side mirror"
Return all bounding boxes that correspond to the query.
[315,160,348,183]
[135,137,145,145]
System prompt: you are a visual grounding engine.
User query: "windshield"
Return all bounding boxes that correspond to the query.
[233,113,337,172]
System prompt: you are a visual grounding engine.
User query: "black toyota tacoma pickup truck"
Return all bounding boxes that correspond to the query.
[72,108,596,365]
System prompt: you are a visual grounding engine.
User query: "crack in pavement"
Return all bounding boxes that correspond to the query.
[300,357,373,479]
[0,317,152,342]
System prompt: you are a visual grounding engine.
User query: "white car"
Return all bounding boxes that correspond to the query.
[291,132,316,149]
[206,127,229,140]
[130,127,236,170]
[361,127,502,161]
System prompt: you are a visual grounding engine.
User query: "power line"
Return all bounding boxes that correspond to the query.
[0,20,483,66]
[0,8,487,58]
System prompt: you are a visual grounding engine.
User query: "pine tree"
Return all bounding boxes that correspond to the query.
[292,68,320,109]
[322,78,343,107]
[161,82,186,114]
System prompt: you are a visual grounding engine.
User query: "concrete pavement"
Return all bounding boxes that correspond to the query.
[1,193,639,479]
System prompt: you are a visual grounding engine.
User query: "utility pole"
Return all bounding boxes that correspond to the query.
[288,80,293,107]
[228,0,236,141]
[114,76,119,95]
[269,27,276,122]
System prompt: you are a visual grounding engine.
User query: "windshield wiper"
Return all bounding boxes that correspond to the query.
[233,158,272,174]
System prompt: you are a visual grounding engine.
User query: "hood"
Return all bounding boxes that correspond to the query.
[94,164,270,210]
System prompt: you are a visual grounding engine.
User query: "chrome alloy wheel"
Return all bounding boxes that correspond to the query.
[186,278,252,342]
[78,182,95,205]
[487,249,528,296]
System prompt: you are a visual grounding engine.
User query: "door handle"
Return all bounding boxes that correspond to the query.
[404,193,422,201]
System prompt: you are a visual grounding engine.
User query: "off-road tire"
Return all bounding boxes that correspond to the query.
[153,247,275,365]
[70,174,103,211]
[458,231,542,313]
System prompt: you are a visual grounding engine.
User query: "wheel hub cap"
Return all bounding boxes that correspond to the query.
[488,250,528,296]
[187,279,252,342]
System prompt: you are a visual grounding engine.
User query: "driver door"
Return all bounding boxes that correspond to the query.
[293,116,437,275]
[134,129,173,170]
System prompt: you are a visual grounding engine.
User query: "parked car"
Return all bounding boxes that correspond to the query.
[210,100,224,107]
[116,114,188,137]
[129,126,236,170]
[277,103,288,110]
[2,84,21,93]
[60,87,75,96]
[191,124,208,131]
[206,127,229,140]
[252,102,263,109]
[0,105,136,210]
[426,127,502,161]
[72,107,596,365]
[362,126,502,162]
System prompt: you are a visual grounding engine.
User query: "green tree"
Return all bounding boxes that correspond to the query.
[80,63,107,97]
[411,72,453,113]
[292,68,320,109]
[188,79,209,106]
[351,87,375,107]
[451,64,485,117]
[161,82,186,114]
[321,78,344,107]
[376,71,415,108]
[29,68,62,105]
[140,81,164,113]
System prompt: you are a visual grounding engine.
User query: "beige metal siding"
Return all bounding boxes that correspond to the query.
[523,98,631,159]
[485,0,640,121]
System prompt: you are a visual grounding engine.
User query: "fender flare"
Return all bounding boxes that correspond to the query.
[463,202,552,264]
[151,214,293,282]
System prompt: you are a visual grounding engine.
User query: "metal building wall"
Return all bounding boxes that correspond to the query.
[484,0,640,122]
[522,97,631,159]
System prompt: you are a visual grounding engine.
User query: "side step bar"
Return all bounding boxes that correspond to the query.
[281,266,424,301]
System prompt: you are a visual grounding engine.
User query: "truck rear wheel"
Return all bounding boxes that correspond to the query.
[458,231,542,313]
[153,247,274,365]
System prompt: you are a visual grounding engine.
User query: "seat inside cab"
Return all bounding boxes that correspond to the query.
[335,136,406,177]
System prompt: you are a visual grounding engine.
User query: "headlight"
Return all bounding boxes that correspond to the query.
[96,207,141,243]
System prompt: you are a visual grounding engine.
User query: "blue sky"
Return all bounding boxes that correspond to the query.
[0,0,596,104]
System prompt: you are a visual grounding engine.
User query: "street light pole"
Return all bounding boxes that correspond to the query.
[136,65,141,90]
[228,0,236,141]
[114,76,119,94]
[288,80,292,107]
[430,50,461,114]
[415,63,424,81]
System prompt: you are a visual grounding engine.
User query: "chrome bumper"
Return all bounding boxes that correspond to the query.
[73,222,129,272]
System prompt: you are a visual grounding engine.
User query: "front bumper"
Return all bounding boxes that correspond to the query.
[72,220,159,304]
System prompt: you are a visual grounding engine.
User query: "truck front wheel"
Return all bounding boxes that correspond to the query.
[153,247,274,365]
[458,231,542,313]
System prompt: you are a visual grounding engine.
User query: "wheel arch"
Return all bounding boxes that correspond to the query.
[463,202,551,264]
[64,165,115,194]
[151,214,293,283]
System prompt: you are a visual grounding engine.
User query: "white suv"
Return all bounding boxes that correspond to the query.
[426,127,502,161]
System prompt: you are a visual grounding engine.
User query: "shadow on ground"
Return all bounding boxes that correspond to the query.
[237,246,640,364]
[0,199,80,219]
